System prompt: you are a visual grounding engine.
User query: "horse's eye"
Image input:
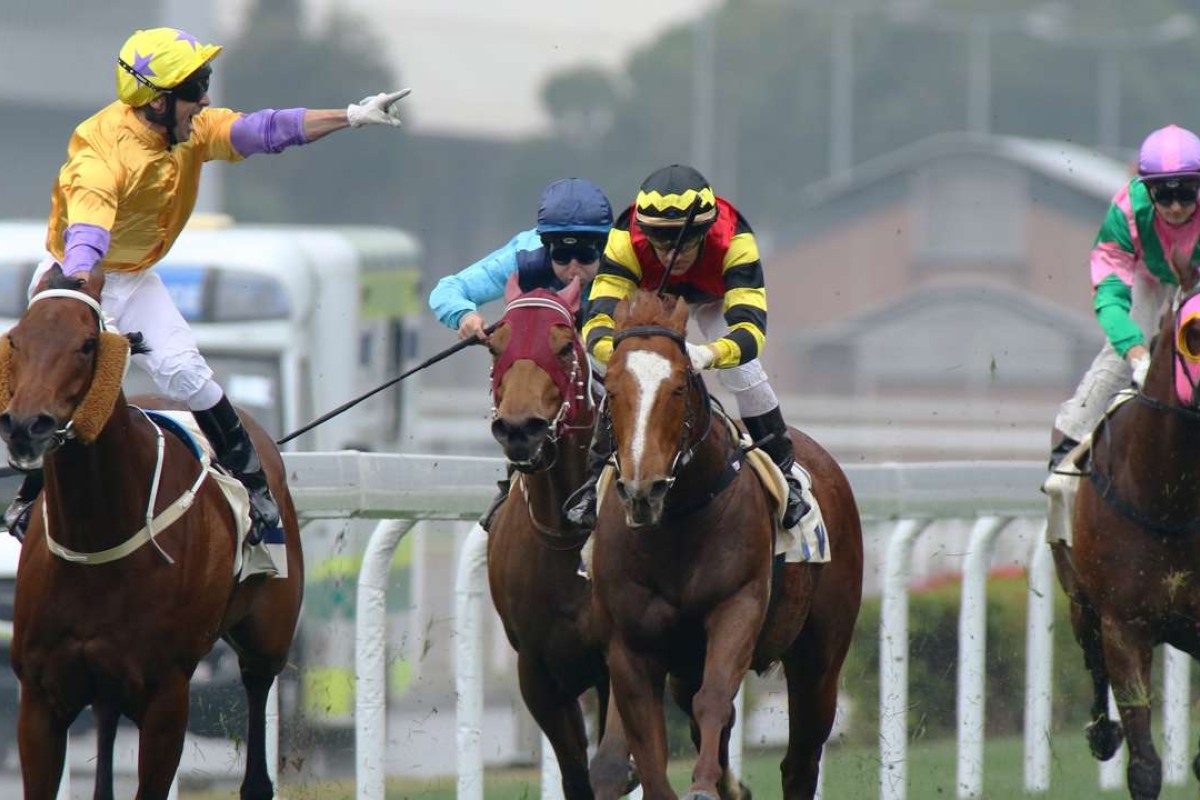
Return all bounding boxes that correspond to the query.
[81,338,97,355]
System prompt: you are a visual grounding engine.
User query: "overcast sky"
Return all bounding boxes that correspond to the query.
[219,0,715,139]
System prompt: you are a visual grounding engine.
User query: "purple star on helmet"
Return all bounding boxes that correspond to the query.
[175,30,199,49]
[132,50,156,77]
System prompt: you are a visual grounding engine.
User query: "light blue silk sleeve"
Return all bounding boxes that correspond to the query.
[428,229,542,330]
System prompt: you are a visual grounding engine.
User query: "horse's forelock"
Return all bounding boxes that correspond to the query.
[622,290,670,329]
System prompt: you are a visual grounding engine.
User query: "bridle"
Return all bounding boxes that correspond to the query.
[490,294,592,473]
[19,288,106,451]
[606,324,713,487]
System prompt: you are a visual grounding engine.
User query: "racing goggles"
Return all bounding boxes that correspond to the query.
[171,65,212,103]
[547,237,603,265]
[643,224,705,251]
[1148,179,1200,208]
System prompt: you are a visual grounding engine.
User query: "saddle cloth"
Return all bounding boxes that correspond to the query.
[1042,389,1136,546]
[144,410,286,580]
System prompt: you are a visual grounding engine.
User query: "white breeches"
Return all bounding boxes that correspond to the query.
[691,300,779,417]
[1054,274,1172,442]
[31,259,223,410]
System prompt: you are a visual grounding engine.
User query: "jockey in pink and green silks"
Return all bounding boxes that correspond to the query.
[1051,125,1200,466]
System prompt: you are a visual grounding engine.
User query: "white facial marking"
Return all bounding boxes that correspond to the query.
[625,350,673,481]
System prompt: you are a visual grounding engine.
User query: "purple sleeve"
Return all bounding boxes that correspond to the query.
[61,223,110,276]
[229,108,309,157]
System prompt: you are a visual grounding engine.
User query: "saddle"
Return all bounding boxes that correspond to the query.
[140,409,286,580]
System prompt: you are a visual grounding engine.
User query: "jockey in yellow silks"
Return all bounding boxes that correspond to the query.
[3,27,410,544]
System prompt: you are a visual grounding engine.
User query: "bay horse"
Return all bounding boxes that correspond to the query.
[587,290,863,800]
[485,275,631,798]
[0,265,304,800]
[1057,275,1200,800]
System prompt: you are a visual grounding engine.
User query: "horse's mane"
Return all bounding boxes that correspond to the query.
[621,290,683,329]
[46,272,85,291]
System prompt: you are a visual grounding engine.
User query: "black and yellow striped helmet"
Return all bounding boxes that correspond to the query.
[635,164,718,243]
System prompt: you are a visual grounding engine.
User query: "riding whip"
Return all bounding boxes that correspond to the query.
[276,322,499,446]
[656,197,702,296]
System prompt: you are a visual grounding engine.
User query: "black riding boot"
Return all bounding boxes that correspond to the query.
[3,470,43,542]
[481,464,516,533]
[562,415,614,529]
[194,395,281,545]
[744,407,809,530]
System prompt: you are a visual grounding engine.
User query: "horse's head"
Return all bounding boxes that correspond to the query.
[604,289,702,527]
[0,265,141,470]
[488,274,589,471]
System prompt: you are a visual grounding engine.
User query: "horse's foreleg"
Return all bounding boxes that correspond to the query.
[1101,618,1161,800]
[605,639,673,800]
[686,595,760,800]
[93,703,121,800]
[240,668,277,800]
[16,686,69,800]
[134,675,190,800]
[516,654,593,800]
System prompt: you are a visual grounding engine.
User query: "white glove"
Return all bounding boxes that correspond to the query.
[1130,353,1150,389]
[685,341,716,371]
[347,89,411,128]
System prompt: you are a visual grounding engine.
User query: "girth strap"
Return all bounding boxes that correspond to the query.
[44,408,210,565]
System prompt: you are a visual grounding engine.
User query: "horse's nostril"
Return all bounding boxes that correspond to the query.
[30,414,57,438]
[615,480,630,501]
[0,414,11,437]
[650,479,672,501]
[522,418,550,439]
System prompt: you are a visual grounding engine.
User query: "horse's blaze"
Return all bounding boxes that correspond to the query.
[622,350,673,483]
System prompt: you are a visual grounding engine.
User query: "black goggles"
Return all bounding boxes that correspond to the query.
[1149,180,1200,207]
[171,66,212,103]
[644,226,704,250]
[548,239,602,265]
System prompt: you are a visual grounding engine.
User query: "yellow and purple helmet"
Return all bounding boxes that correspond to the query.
[115,27,221,107]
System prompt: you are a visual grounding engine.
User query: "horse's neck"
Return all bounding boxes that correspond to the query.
[42,396,160,550]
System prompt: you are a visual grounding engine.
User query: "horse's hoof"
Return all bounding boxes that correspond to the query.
[621,763,641,796]
[737,780,752,800]
[1085,717,1124,761]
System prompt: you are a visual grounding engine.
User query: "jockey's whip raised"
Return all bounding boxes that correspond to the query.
[276,322,499,446]
[656,197,701,296]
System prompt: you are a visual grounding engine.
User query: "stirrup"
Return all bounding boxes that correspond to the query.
[563,482,598,529]
[245,486,282,546]
[3,498,33,542]
[781,469,809,530]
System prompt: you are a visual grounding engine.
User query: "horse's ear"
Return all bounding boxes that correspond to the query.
[33,264,64,294]
[558,276,582,314]
[668,293,689,332]
[84,263,106,300]
[503,271,522,305]
[613,296,631,328]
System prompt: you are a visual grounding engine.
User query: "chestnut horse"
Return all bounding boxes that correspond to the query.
[485,275,631,798]
[588,290,863,800]
[0,266,303,800]
[1057,278,1200,800]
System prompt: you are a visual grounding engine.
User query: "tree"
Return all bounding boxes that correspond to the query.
[218,0,406,224]
[541,66,621,147]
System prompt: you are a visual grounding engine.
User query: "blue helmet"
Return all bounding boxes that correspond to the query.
[536,178,613,237]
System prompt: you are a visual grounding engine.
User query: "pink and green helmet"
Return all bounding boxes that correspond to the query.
[1138,124,1200,181]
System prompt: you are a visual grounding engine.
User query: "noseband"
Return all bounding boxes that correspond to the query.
[607,325,713,483]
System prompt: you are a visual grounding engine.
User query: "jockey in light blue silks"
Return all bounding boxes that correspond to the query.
[428,177,614,529]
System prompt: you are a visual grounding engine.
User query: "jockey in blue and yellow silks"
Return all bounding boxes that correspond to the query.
[565,164,808,532]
